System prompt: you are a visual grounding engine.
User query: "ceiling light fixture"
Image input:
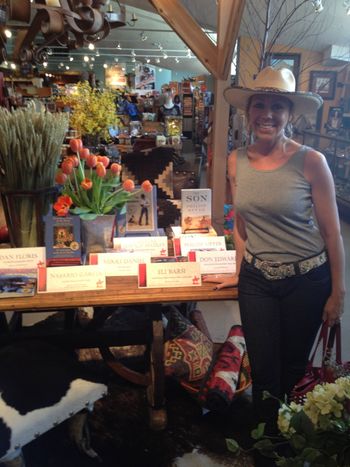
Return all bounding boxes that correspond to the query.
[83,55,90,62]
[146,58,150,63]
[131,49,136,57]
[114,57,119,62]
[345,0,350,14]
[311,0,324,12]
[127,12,138,27]
[163,52,168,59]
[95,50,100,57]
[2,0,127,67]
[117,42,122,49]
[4,29,12,39]
[88,42,95,50]
[140,31,148,41]
[175,57,179,63]
[69,56,74,62]
[103,63,108,68]
[155,57,160,64]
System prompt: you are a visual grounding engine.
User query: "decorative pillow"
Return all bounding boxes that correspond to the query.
[164,307,213,382]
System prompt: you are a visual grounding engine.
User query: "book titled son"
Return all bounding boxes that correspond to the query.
[181,188,212,233]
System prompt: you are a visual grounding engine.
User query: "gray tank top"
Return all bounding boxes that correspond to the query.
[235,145,325,262]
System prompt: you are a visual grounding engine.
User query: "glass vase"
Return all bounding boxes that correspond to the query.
[0,186,57,247]
[81,214,116,257]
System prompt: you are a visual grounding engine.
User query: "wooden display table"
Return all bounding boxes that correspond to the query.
[0,276,237,430]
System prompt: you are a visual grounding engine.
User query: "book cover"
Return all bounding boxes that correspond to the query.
[44,214,82,266]
[124,186,158,236]
[181,188,212,233]
[0,269,36,298]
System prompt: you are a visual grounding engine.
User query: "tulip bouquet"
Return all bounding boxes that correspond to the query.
[54,138,152,220]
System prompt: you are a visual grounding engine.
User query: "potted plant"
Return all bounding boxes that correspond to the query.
[0,106,69,247]
[55,138,152,254]
[58,81,118,146]
[226,376,350,466]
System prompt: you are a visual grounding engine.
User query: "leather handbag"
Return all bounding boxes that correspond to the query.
[290,322,350,404]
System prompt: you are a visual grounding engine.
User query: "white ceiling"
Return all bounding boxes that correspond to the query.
[5,1,350,77]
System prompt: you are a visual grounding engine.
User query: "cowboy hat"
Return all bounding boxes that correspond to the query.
[224,66,323,115]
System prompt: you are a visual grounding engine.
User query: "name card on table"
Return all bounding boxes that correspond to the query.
[113,236,168,256]
[138,262,201,288]
[37,265,106,293]
[89,252,151,276]
[173,236,226,256]
[188,250,236,275]
[0,247,46,270]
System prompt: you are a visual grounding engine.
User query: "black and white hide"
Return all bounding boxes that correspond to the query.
[0,340,107,465]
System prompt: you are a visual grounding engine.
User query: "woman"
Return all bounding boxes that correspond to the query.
[204,67,345,462]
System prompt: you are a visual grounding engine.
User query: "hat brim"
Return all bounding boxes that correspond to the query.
[223,87,323,116]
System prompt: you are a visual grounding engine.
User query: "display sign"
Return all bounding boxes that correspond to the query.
[138,262,201,288]
[105,64,127,89]
[135,64,155,90]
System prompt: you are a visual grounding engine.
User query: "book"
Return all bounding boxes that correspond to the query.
[124,186,158,236]
[0,269,36,298]
[169,225,217,238]
[181,188,212,233]
[44,214,82,266]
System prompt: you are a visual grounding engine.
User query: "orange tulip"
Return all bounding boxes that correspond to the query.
[110,163,121,174]
[53,195,73,217]
[61,159,74,175]
[96,162,106,178]
[123,179,135,192]
[66,156,79,168]
[55,171,67,185]
[80,147,90,160]
[69,138,83,153]
[81,178,93,190]
[86,155,97,168]
[141,180,153,193]
[97,155,110,168]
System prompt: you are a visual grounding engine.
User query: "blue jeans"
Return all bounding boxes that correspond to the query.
[238,259,331,433]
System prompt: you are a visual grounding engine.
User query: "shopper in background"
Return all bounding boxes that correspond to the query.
[203,66,345,465]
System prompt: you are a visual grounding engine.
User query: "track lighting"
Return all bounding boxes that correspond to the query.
[311,0,323,12]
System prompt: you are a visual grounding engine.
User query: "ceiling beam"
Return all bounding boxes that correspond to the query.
[148,0,219,79]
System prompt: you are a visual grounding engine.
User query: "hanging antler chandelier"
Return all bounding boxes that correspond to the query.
[0,0,126,65]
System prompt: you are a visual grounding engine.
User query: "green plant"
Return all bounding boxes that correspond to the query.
[55,138,152,220]
[226,377,350,466]
[0,107,68,246]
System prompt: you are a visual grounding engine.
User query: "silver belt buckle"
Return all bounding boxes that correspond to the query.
[260,260,293,280]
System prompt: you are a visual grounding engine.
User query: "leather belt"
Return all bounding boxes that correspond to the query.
[244,250,328,280]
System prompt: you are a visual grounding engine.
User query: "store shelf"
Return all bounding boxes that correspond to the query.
[303,130,350,212]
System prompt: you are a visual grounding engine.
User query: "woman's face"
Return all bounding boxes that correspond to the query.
[248,94,292,142]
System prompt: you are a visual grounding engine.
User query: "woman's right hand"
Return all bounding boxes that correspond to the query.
[202,274,239,290]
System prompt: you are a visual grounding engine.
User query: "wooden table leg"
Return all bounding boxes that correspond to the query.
[147,304,167,430]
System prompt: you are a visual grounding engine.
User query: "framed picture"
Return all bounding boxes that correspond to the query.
[266,53,301,88]
[125,186,158,235]
[309,71,337,100]
[326,106,343,131]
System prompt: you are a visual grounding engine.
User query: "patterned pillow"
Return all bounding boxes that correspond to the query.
[164,308,213,382]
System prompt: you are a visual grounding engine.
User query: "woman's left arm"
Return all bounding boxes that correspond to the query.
[305,149,346,326]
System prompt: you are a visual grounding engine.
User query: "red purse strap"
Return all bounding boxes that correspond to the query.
[308,321,329,366]
[326,322,342,364]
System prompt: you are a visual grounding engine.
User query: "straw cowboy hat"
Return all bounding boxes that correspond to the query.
[224,66,323,115]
